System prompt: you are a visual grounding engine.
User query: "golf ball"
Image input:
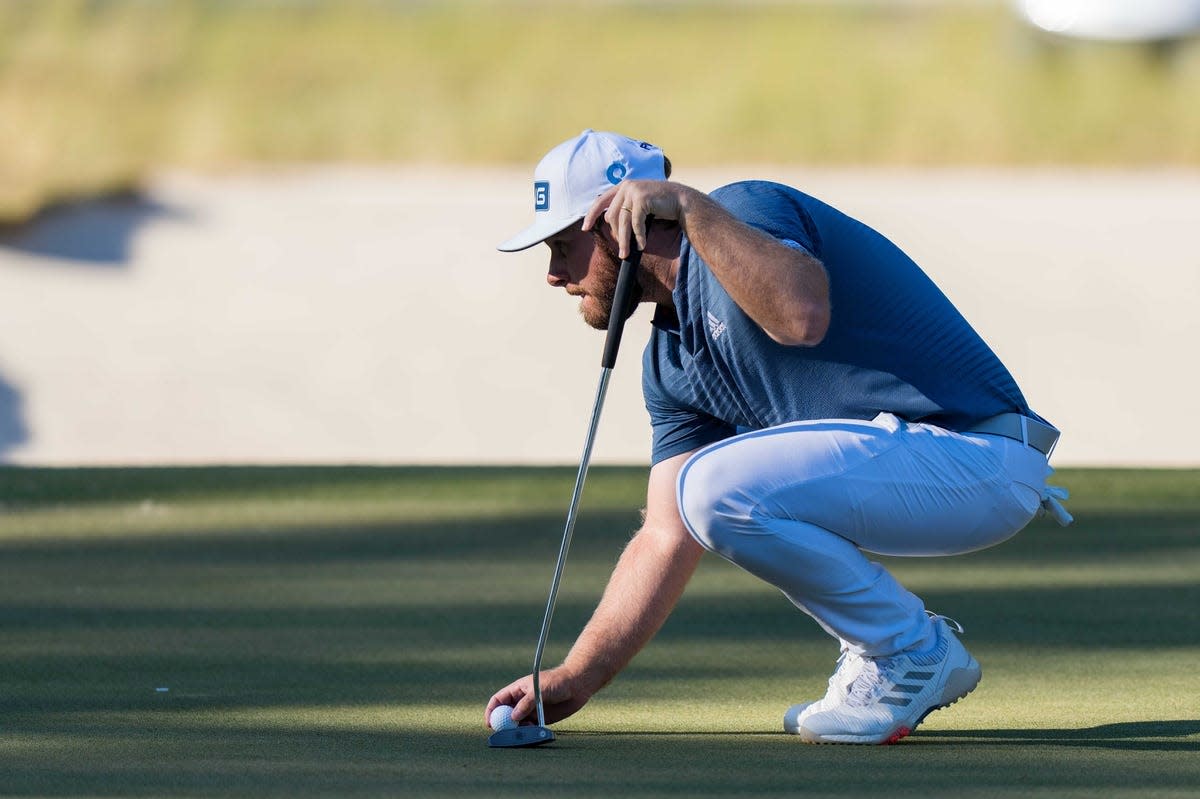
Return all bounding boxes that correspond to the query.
[490,705,518,732]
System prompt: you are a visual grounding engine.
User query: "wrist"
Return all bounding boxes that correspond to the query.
[674,185,707,235]
[559,655,609,696]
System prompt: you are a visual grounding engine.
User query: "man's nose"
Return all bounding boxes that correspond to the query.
[546,262,568,287]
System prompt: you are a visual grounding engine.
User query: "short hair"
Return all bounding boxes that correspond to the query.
[663,155,673,179]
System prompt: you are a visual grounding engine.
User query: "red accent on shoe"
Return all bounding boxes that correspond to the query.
[884,726,912,745]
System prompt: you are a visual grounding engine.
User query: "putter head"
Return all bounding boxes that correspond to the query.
[487,725,555,748]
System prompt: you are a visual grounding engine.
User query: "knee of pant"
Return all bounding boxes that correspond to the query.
[676,448,756,554]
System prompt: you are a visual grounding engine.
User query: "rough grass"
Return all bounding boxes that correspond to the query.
[0,465,1197,796]
[2,1,1200,223]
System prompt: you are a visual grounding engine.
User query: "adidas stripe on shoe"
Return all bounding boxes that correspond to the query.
[795,616,982,745]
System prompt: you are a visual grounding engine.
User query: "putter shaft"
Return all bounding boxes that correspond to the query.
[531,366,613,727]
[519,246,642,741]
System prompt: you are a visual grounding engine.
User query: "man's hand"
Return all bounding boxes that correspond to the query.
[582,180,699,259]
[482,452,703,731]
[587,179,830,347]
[484,665,594,728]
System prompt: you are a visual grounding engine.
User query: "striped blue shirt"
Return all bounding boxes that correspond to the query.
[642,181,1034,465]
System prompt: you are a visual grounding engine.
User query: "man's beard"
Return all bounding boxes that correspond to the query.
[579,232,642,330]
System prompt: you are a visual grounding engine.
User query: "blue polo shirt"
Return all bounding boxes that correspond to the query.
[643,180,1034,465]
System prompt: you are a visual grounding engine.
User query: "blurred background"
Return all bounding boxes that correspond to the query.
[1,0,1198,466]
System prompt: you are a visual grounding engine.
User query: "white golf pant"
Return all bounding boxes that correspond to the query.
[676,412,1054,657]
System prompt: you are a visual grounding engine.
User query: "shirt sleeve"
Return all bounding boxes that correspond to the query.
[646,398,734,465]
[709,181,821,259]
[642,340,735,464]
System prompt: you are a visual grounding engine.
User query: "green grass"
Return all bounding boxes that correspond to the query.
[3,1,1200,224]
[0,466,1197,797]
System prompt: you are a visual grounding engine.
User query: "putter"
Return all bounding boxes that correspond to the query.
[489,244,643,749]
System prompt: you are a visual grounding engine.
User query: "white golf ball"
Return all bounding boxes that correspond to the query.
[490,705,518,732]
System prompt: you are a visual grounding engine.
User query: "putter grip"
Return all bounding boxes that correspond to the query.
[600,248,642,369]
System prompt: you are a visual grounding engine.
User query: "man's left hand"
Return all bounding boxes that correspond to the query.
[583,180,699,259]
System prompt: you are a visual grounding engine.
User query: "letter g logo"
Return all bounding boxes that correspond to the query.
[606,162,627,185]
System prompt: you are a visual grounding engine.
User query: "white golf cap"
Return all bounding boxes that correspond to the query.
[497,129,666,252]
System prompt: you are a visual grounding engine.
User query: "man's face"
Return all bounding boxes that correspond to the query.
[544,225,622,330]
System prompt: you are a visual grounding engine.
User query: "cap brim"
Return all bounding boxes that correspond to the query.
[497,215,583,253]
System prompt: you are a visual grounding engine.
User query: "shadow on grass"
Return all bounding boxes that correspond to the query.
[0,465,649,509]
[566,720,1200,752]
[1,504,1196,569]
[939,510,1200,562]
[0,570,1196,718]
[2,508,1194,652]
[2,719,1197,797]
[918,720,1200,752]
[0,509,643,563]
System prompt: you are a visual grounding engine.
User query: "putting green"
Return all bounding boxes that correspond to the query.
[0,466,1196,796]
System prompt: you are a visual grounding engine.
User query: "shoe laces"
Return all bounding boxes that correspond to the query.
[844,656,896,707]
[828,643,862,691]
[926,610,965,634]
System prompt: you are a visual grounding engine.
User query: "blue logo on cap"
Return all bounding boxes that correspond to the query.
[606,162,627,185]
[534,181,550,211]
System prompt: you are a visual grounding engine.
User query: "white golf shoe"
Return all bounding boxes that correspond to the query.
[782,644,864,734]
[793,616,981,745]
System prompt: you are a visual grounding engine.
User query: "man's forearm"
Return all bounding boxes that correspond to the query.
[677,188,830,347]
[584,178,830,346]
[561,522,705,694]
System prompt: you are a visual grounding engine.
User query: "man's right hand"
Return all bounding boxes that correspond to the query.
[484,665,594,728]
[484,452,704,731]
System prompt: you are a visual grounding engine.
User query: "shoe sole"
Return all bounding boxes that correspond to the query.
[798,661,981,745]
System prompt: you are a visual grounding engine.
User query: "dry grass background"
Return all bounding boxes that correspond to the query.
[2,0,1200,223]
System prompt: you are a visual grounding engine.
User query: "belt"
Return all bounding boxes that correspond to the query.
[964,413,1059,456]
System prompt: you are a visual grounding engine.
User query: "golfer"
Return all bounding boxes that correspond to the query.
[486,129,1071,744]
